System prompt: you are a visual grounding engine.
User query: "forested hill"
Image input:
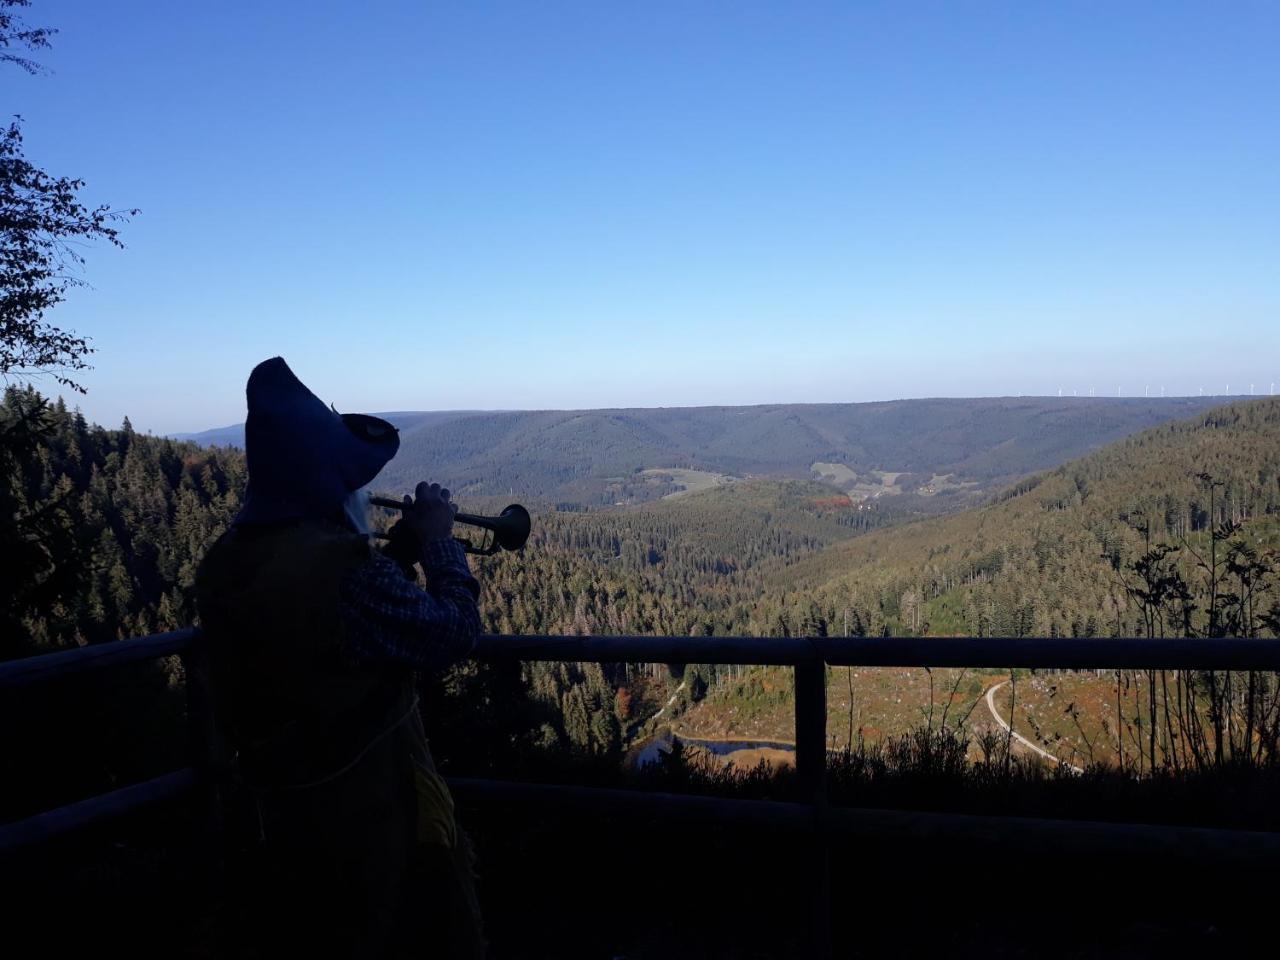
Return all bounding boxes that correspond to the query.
[179,396,1219,507]
[1,388,245,660]
[771,398,1280,639]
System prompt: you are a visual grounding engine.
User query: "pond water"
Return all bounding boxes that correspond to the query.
[631,732,796,768]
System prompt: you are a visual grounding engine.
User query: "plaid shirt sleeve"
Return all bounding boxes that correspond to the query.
[338,538,481,670]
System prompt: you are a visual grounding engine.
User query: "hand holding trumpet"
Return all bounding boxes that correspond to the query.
[370,490,531,556]
[402,481,458,543]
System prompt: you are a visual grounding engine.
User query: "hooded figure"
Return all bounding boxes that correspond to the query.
[196,358,484,959]
[236,357,400,527]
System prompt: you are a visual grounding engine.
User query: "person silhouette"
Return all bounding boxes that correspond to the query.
[196,357,484,958]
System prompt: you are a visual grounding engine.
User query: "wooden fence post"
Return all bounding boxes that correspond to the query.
[795,660,827,802]
[180,635,223,883]
[795,658,832,959]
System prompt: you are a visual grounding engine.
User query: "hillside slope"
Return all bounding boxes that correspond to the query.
[180,396,1220,507]
[773,398,1280,638]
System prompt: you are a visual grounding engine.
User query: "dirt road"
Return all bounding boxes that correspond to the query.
[985,679,1084,774]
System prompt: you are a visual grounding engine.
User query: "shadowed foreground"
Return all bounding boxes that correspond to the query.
[5,744,1277,959]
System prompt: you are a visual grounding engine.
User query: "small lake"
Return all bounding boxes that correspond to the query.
[631,732,796,768]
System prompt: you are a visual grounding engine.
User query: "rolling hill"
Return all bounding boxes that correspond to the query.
[178,396,1220,507]
[461,396,1280,654]
[775,397,1280,634]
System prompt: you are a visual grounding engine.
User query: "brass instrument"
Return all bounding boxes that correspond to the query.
[368,495,531,556]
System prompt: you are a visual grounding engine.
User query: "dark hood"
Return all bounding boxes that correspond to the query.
[235,357,399,525]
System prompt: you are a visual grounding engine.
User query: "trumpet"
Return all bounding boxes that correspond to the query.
[368,495,531,556]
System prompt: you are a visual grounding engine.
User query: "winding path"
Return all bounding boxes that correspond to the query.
[648,681,687,722]
[623,680,688,743]
[985,680,1083,774]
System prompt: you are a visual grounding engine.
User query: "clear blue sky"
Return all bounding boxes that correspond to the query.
[12,1,1280,433]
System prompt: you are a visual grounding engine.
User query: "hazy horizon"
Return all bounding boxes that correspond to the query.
[158,389,1253,441]
[33,372,1280,438]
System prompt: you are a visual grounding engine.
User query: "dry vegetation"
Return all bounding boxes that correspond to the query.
[671,665,999,749]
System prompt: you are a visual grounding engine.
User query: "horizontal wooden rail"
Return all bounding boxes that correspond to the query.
[815,636,1280,671]
[6,632,1280,687]
[0,769,200,854]
[0,628,201,690]
[472,633,825,666]
[470,633,1280,671]
[0,629,210,856]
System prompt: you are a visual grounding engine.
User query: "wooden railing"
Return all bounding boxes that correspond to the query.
[5,631,1280,954]
[0,627,209,850]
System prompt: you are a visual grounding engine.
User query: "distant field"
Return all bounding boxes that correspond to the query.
[916,473,980,496]
[639,467,736,499]
[810,462,978,501]
[810,462,904,499]
[810,462,860,486]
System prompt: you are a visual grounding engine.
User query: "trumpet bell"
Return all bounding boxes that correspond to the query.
[487,503,532,553]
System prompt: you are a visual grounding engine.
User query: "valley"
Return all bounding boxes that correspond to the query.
[179,395,1221,508]
[13,389,1280,781]
[457,396,1280,772]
